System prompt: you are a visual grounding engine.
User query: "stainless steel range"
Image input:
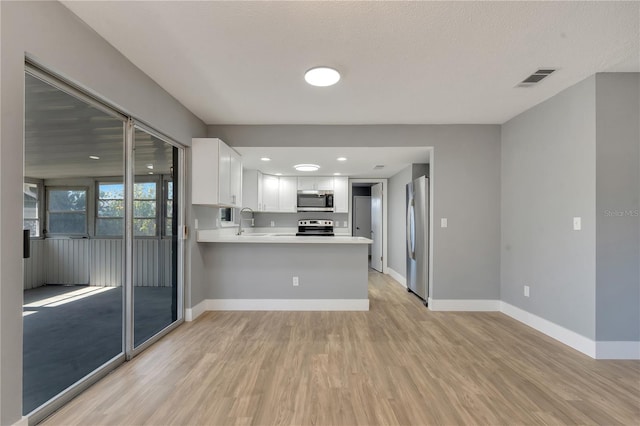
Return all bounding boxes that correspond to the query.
[296,220,334,236]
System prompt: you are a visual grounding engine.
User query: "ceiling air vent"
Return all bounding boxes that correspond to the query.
[373,165,385,170]
[517,69,556,87]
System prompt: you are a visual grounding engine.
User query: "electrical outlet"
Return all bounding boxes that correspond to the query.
[270,220,275,227]
[524,285,530,297]
[573,217,581,231]
[292,276,299,287]
[343,221,348,227]
[441,218,448,228]
[194,219,199,229]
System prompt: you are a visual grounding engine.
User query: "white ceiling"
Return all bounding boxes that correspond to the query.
[236,146,430,178]
[25,74,175,179]
[61,1,639,125]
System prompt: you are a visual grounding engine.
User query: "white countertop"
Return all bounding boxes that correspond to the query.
[197,230,372,244]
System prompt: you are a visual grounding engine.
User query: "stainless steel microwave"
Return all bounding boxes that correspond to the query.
[297,190,334,212]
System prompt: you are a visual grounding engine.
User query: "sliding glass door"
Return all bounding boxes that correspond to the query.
[132,126,181,349]
[23,65,184,421]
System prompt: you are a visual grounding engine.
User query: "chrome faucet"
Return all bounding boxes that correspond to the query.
[237,207,255,235]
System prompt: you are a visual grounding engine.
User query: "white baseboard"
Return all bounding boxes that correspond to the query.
[386,268,406,288]
[500,301,596,358]
[185,299,208,322]
[428,298,500,311]
[202,298,369,311]
[596,341,640,360]
[12,416,28,426]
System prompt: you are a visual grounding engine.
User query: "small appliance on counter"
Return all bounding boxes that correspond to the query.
[297,190,334,212]
[296,220,334,236]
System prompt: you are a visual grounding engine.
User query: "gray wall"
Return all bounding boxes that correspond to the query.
[209,124,502,302]
[501,76,598,339]
[595,73,640,341]
[0,1,206,422]
[202,244,369,299]
[388,165,412,278]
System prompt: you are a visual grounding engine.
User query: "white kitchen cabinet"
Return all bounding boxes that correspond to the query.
[297,176,335,191]
[242,169,259,211]
[278,177,297,212]
[261,174,280,211]
[192,138,242,207]
[333,176,349,213]
[242,171,297,212]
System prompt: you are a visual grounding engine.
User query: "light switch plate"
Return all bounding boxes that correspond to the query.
[573,217,581,231]
[441,218,448,228]
[194,219,199,229]
[270,221,275,227]
[524,285,530,297]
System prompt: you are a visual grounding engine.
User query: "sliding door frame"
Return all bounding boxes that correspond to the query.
[24,60,186,424]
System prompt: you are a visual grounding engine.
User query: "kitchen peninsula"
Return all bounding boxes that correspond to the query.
[195,230,372,313]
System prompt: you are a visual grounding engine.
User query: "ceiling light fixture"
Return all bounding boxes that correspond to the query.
[275,173,283,176]
[333,173,341,176]
[337,157,347,161]
[304,67,340,87]
[146,164,154,170]
[89,155,100,160]
[260,157,271,162]
[294,164,320,172]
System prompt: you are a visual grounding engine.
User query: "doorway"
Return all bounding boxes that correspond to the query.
[22,64,185,422]
[349,179,387,273]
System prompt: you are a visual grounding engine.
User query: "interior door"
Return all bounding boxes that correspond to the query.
[353,196,372,254]
[370,183,383,272]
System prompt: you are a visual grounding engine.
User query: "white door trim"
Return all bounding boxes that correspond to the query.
[349,178,388,273]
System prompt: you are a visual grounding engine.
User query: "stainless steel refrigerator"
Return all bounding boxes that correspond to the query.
[406,176,429,304]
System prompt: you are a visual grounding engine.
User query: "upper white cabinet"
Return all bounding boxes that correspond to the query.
[243,171,298,212]
[297,176,334,191]
[192,138,242,208]
[243,171,349,213]
[278,177,297,212]
[333,176,349,213]
[261,173,280,212]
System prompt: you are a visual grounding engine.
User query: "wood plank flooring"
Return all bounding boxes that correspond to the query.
[43,271,640,425]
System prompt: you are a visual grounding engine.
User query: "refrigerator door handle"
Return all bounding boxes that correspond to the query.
[406,199,415,260]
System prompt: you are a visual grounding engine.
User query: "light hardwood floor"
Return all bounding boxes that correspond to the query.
[44,271,640,425]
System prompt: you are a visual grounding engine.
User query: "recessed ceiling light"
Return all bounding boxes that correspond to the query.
[148,172,153,175]
[275,173,283,176]
[333,173,341,176]
[146,164,154,170]
[260,157,271,162]
[304,67,340,87]
[294,164,320,172]
[89,155,100,160]
[337,157,347,162]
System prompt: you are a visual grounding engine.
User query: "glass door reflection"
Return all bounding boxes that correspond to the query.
[132,127,179,347]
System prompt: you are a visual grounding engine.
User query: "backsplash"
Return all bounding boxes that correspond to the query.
[252,212,349,228]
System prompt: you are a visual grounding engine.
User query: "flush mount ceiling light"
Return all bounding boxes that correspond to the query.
[260,157,271,161]
[89,155,100,160]
[275,173,283,176]
[146,164,154,170]
[336,157,347,162]
[304,67,340,87]
[333,172,341,176]
[294,164,320,172]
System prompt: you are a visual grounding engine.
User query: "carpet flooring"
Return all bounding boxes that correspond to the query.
[23,285,174,414]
